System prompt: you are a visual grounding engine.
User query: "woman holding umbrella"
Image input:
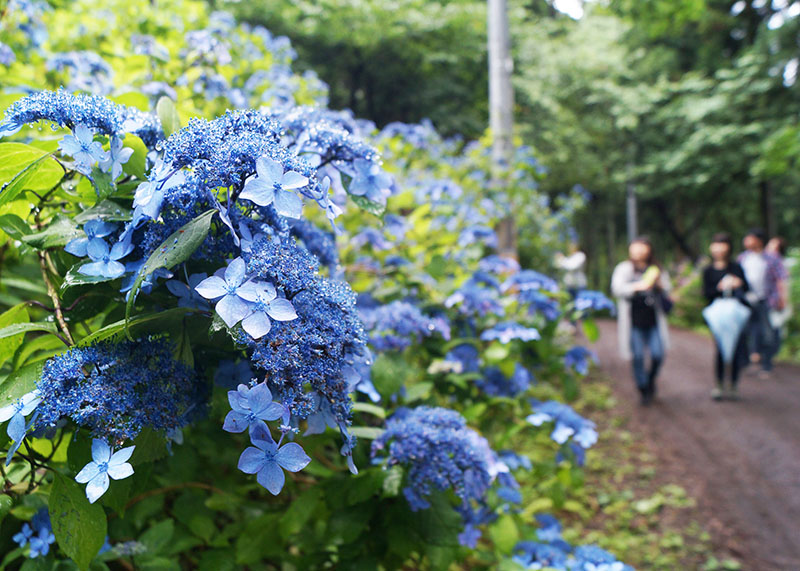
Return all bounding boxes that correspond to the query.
[702,233,750,401]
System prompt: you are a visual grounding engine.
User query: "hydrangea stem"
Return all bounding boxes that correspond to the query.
[37,251,74,346]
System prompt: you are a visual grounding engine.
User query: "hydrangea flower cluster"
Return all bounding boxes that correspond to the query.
[526,400,599,452]
[477,364,534,398]
[12,508,55,559]
[574,290,616,315]
[371,406,508,541]
[513,515,633,571]
[564,346,598,375]
[35,339,205,442]
[480,321,540,344]
[359,300,450,352]
[0,89,162,145]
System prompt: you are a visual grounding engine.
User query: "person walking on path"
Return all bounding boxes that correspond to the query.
[611,237,672,405]
[765,236,792,359]
[702,233,750,401]
[555,243,587,299]
[737,229,788,378]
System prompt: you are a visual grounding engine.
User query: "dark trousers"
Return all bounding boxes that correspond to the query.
[715,333,748,386]
[631,325,663,393]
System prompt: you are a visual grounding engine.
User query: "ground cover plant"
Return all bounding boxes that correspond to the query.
[0,1,635,569]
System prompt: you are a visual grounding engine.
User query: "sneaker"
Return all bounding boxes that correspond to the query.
[711,386,724,401]
[758,370,771,380]
[726,386,740,401]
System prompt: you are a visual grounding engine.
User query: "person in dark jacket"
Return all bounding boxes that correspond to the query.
[703,233,749,400]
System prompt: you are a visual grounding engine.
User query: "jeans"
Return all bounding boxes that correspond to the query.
[747,301,776,371]
[630,325,663,393]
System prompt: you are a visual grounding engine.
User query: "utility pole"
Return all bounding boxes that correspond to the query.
[488,0,516,257]
[626,178,637,243]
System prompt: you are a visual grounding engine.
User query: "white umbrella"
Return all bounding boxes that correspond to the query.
[702,297,752,364]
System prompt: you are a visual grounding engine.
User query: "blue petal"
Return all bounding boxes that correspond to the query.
[274,189,302,219]
[86,239,109,261]
[266,298,297,321]
[215,294,251,328]
[239,177,274,206]
[224,258,247,288]
[64,238,89,257]
[223,410,249,433]
[7,413,25,443]
[238,447,266,474]
[276,442,311,472]
[256,461,285,495]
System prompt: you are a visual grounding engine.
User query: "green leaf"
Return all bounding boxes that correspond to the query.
[61,263,116,290]
[21,215,81,249]
[0,152,64,209]
[581,317,600,343]
[157,97,181,137]
[348,426,385,440]
[279,487,322,540]
[89,166,115,202]
[0,213,30,239]
[78,308,200,346]
[125,210,215,327]
[121,135,149,180]
[0,304,28,368]
[350,194,386,218]
[49,472,107,571]
[74,199,132,223]
[139,519,175,555]
[0,361,44,406]
[0,321,58,339]
[0,142,59,187]
[351,402,386,418]
[173,326,194,367]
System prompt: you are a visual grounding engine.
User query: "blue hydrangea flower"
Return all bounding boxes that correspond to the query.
[75,439,135,503]
[237,280,298,339]
[238,422,311,495]
[13,508,55,559]
[100,136,133,180]
[0,390,41,444]
[79,237,133,279]
[526,400,598,449]
[477,364,533,398]
[574,290,616,315]
[37,340,204,442]
[564,346,597,375]
[194,258,255,328]
[481,322,541,344]
[223,382,285,433]
[239,156,308,219]
[519,290,561,321]
[64,219,117,258]
[165,273,210,309]
[502,270,558,294]
[58,124,107,174]
[348,158,392,204]
[0,42,15,67]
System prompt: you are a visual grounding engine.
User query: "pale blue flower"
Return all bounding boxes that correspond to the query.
[223,382,285,433]
[79,237,133,279]
[239,156,307,219]
[58,124,107,173]
[238,422,311,495]
[238,280,298,339]
[194,258,254,328]
[100,136,133,180]
[75,439,135,503]
[65,219,117,257]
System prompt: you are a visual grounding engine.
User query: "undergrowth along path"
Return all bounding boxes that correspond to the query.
[590,320,800,571]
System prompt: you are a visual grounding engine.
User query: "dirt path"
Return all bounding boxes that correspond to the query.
[590,320,800,570]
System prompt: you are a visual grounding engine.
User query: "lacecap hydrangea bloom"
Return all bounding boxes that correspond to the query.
[371,406,509,541]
